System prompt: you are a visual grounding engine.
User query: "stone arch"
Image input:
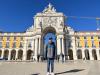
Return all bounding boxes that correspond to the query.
[84,49,90,60]
[4,50,9,60]
[42,26,57,43]
[11,50,16,60]
[77,49,82,59]
[42,26,57,37]
[92,49,97,60]
[18,50,23,60]
[41,26,57,57]
[68,49,73,60]
[0,50,2,57]
[27,50,33,60]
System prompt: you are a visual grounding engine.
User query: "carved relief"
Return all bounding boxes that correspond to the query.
[42,17,57,27]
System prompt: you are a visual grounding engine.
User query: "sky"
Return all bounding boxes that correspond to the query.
[0,0,100,32]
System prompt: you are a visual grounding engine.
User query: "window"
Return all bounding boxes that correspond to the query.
[68,42,72,47]
[84,36,86,39]
[7,37,10,41]
[0,37,2,41]
[77,42,79,47]
[20,42,23,48]
[20,37,23,40]
[85,41,88,48]
[0,42,2,48]
[6,42,9,48]
[14,37,16,40]
[13,42,16,48]
[98,36,100,39]
[92,41,95,48]
[77,36,79,39]
[91,36,93,39]
[99,41,100,47]
[28,42,32,48]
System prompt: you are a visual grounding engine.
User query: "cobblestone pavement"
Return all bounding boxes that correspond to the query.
[0,60,100,75]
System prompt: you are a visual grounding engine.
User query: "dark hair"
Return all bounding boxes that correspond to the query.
[49,37,53,40]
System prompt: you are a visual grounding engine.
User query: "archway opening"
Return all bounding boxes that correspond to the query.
[0,50,2,57]
[18,50,23,60]
[42,27,57,59]
[77,50,82,59]
[11,50,16,60]
[84,49,90,60]
[92,49,97,60]
[4,50,9,60]
[68,49,73,60]
[27,50,33,60]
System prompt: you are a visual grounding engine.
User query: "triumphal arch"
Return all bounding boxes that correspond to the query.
[1,3,100,61]
[25,3,76,60]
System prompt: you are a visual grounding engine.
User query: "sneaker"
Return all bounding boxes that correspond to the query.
[51,72,54,75]
[47,72,50,75]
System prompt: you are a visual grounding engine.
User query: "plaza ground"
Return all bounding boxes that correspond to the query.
[0,60,100,75]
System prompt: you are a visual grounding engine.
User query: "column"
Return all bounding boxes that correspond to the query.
[61,37,66,61]
[65,38,69,60]
[41,38,44,56]
[15,50,18,60]
[96,49,100,60]
[57,36,63,61]
[82,49,85,60]
[37,38,39,55]
[34,38,38,60]
[1,49,4,58]
[32,39,34,51]
[61,38,64,54]
[33,39,35,55]
[23,39,27,60]
[89,49,93,60]
[38,37,41,55]
[72,36,77,60]
[8,50,11,60]
[32,38,35,56]
[57,37,61,55]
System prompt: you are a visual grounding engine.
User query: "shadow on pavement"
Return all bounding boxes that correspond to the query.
[55,69,85,75]
[31,73,40,75]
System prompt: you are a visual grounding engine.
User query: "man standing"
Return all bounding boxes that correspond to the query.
[45,37,56,75]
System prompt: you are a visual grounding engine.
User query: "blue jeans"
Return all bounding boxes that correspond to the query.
[47,58,54,72]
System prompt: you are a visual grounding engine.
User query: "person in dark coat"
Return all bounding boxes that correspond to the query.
[44,37,56,75]
[62,54,64,63]
[37,55,40,62]
[57,55,60,63]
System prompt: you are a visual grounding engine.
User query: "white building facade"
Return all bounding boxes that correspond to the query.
[0,4,100,61]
